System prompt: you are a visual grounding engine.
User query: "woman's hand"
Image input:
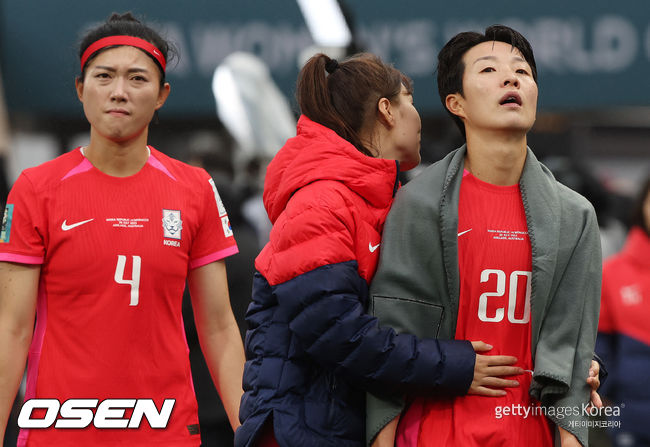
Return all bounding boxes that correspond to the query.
[587,359,602,408]
[468,341,522,396]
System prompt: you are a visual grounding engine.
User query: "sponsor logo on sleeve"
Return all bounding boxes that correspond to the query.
[162,209,182,241]
[209,178,227,217]
[1,204,13,243]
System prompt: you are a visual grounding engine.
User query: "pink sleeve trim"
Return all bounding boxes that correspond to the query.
[0,253,44,264]
[189,245,239,269]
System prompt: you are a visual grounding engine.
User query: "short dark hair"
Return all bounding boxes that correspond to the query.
[296,52,412,157]
[78,12,174,85]
[630,175,650,235]
[436,24,538,138]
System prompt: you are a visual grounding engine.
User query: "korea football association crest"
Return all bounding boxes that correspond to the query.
[162,209,183,240]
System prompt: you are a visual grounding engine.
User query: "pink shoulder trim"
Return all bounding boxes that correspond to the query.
[61,157,93,181]
[147,151,177,181]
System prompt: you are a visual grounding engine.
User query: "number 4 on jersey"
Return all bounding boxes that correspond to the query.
[114,255,142,306]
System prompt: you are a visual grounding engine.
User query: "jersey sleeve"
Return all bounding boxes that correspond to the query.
[188,173,238,269]
[0,172,46,264]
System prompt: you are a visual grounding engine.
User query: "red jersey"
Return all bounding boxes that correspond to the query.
[0,147,238,446]
[397,172,552,447]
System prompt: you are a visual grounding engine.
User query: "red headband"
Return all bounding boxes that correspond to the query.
[80,35,166,72]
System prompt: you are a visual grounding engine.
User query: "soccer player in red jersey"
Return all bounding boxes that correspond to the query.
[596,177,650,446]
[0,13,244,446]
[367,25,602,447]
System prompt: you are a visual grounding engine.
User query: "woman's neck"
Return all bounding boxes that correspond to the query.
[464,129,528,186]
[84,129,150,177]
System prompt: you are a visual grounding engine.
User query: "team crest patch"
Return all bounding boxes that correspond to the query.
[221,216,233,238]
[0,204,13,243]
[162,209,183,240]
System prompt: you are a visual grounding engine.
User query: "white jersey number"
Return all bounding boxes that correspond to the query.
[114,255,142,306]
[478,269,531,324]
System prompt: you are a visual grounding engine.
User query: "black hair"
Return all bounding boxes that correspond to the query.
[436,24,538,138]
[78,12,174,85]
[630,175,650,235]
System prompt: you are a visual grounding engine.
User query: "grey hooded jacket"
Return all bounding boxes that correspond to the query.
[367,146,601,446]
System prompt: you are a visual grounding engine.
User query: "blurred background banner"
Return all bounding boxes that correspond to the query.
[2,0,650,117]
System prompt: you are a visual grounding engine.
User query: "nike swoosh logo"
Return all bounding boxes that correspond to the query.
[369,242,380,253]
[457,229,473,237]
[61,218,94,231]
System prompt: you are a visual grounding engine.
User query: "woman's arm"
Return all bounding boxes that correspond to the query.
[187,260,245,431]
[0,262,39,440]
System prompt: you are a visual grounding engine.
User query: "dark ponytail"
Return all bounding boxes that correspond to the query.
[296,53,411,157]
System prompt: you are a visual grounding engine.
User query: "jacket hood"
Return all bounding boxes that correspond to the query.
[263,115,399,223]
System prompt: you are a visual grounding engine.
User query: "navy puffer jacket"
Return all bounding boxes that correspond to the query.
[235,116,474,447]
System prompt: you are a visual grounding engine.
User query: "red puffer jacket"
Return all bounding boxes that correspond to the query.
[256,115,398,283]
[236,116,465,447]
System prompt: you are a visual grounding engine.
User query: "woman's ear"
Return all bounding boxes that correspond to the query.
[377,97,394,128]
[445,93,465,119]
[75,78,84,103]
[155,83,171,110]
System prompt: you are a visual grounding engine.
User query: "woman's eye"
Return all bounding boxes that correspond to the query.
[516,69,529,75]
[480,67,495,73]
